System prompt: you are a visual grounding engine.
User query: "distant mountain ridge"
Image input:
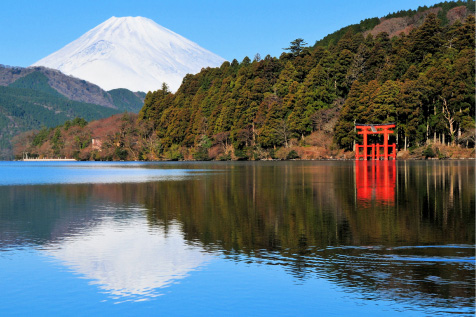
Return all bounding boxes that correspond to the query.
[0,65,146,159]
[0,65,144,110]
[32,16,226,92]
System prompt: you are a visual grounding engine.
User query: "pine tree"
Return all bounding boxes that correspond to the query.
[284,38,308,56]
[411,13,443,61]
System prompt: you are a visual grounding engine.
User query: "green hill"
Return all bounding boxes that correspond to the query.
[0,67,147,159]
[108,88,146,113]
[8,71,64,97]
[0,81,119,159]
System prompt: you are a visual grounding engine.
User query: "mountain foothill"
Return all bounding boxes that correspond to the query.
[0,65,145,159]
[7,0,476,161]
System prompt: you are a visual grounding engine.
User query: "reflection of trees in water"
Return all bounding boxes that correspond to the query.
[142,163,351,252]
[343,160,475,245]
[0,161,473,311]
[0,184,102,247]
[136,161,474,249]
[138,161,474,310]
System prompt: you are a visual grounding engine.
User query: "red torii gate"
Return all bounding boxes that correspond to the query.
[355,123,396,160]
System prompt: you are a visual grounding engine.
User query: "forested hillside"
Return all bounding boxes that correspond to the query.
[315,0,474,47]
[138,4,474,158]
[0,85,119,158]
[0,67,145,159]
[16,1,475,161]
[0,65,145,111]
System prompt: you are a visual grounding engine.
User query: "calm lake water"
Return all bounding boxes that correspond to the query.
[0,160,474,316]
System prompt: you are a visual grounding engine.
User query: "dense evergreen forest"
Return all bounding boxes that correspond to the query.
[15,1,475,161]
[139,4,475,156]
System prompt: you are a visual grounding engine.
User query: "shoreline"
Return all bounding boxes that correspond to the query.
[21,158,77,162]
[11,157,475,162]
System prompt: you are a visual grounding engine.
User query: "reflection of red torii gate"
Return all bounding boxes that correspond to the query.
[355,160,396,206]
[355,123,396,160]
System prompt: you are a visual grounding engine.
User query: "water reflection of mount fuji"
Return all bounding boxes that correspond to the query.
[44,214,211,302]
[0,185,212,303]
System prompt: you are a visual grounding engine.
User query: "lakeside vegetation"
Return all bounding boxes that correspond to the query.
[13,3,475,161]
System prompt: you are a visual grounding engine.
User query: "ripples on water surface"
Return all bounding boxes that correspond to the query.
[0,161,474,316]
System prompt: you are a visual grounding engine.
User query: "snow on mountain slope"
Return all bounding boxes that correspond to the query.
[32,17,226,92]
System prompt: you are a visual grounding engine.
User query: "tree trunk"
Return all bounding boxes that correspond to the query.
[426,121,429,144]
[396,130,399,149]
[252,123,255,146]
[353,120,356,152]
[441,97,455,145]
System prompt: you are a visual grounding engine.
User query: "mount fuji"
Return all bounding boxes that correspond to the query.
[32,16,226,92]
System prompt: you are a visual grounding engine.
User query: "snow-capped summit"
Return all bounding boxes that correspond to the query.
[32,16,226,92]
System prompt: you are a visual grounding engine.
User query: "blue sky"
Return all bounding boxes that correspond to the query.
[1,0,445,67]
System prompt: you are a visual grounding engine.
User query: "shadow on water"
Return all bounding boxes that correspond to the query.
[0,161,474,312]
